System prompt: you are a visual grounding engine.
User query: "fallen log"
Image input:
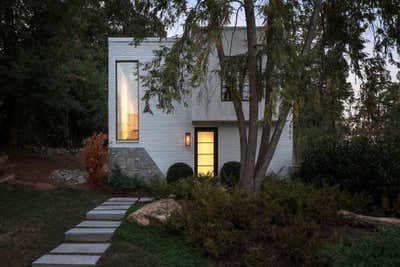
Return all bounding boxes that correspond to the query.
[338,210,400,230]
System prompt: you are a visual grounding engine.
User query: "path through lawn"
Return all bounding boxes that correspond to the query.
[98,203,215,267]
[0,184,108,266]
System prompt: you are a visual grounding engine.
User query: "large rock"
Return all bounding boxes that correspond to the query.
[127,199,181,225]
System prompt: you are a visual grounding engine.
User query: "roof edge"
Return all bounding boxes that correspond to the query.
[108,37,177,43]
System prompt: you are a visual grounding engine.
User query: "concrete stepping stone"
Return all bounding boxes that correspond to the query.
[138,197,154,203]
[86,210,126,220]
[50,243,110,255]
[32,254,100,267]
[94,205,130,210]
[108,197,138,202]
[76,220,121,228]
[65,228,116,242]
[101,201,135,206]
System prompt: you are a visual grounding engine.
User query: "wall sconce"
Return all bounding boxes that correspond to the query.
[185,132,192,147]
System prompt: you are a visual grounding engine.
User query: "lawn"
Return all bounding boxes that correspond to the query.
[0,184,215,267]
[0,184,108,267]
[99,203,216,267]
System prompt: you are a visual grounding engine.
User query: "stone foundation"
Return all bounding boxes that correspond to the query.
[109,148,164,180]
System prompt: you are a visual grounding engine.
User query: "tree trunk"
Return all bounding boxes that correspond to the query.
[253,0,323,193]
[242,0,259,190]
[214,34,248,183]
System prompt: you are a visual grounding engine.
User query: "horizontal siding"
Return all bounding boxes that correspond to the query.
[108,38,293,176]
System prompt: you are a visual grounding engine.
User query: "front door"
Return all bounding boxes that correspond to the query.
[194,128,218,176]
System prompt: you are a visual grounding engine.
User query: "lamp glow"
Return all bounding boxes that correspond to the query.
[185,132,191,146]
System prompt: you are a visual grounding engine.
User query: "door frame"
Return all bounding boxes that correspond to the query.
[194,127,218,176]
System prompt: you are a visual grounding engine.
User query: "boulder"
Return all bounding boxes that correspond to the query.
[127,198,182,226]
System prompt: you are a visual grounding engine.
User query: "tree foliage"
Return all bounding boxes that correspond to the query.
[141,0,399,191]
[0,0,168,148]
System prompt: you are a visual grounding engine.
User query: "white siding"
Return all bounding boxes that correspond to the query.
[218,112,293,175]
[108,36,293,176]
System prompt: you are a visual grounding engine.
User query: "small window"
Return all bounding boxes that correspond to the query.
[221,75,250,101]
[116,61,139,141]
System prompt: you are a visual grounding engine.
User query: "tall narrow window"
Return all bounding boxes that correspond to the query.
[116,61,139,141]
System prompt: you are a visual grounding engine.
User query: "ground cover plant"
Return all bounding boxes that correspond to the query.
[98,203,215,267]
[325,227,400,267]
[164,176,373,266]
[108,166,146,190]
[0,184,108,267]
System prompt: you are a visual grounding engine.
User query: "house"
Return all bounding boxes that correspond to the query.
[108,28,293,180]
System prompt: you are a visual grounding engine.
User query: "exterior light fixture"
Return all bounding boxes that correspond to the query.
[185,132,192,146]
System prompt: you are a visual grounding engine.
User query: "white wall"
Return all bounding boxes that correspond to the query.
[108,36,293,176]
[108,38,194,174]
[218,112,293,175]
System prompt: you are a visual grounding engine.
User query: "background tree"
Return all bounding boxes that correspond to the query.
[0,0,171,148]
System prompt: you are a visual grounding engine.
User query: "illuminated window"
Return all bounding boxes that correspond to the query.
[116,61,139,141]
[196,130,216,175]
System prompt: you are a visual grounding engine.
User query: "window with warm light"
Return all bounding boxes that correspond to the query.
[196,131,215,175]
[116,61,139,141]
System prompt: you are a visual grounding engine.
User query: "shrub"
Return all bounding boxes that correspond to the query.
[326,227,400,266]
[167,176,370,265]
[145,177,171,199]
[220,161,240,187]
[108,166,145,189]
[166,162,193,184]
[82,132,108,186]
[296,136,400,213]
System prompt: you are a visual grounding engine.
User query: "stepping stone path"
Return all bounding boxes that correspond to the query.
[32,196,153,267]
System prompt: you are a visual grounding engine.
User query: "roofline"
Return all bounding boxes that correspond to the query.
[108,37,177,43]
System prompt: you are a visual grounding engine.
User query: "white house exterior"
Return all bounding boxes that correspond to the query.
[108,28,293,180]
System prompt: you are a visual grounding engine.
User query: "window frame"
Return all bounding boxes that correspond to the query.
[220,76,250,102]
[115,60,140,142]
[220,57,262,102]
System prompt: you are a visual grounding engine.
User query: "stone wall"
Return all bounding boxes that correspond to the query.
[109,148,164,180]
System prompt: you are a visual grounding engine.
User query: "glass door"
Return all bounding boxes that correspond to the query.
[195,128,218,176]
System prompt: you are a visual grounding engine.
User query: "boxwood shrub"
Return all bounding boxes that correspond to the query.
[166,162,194,184]
[220,161,240,187]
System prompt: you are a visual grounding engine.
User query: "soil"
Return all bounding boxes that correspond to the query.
[6,148,83,184]
[2,148,153,197]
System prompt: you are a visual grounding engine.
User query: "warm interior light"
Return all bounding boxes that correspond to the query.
[185,132,191,146]
[196,131,214,175]
[117,62,139,140]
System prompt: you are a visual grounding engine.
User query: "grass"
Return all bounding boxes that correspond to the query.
[0,184,108,267]
[99,203,216,267]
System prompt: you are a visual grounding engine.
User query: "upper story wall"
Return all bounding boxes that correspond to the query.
[109,28,279,131]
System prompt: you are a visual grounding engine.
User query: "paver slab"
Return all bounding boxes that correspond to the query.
[86,210,126,220]
[101,201,135,206]
[65,228,116,242]
[32,254,100,267]
[138,197,154,203]
[50,243,110,255]
[94,205,130,210]
[76,220,121,228]
[108,197,138,202]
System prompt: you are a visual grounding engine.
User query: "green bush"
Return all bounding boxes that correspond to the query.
[167,176,370,266]
[108,166,145,189]
[220,161,240,187]
[326,227,400,267]
[166,162,193,184]
[145,178,171,199]
[296,136,400,213]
